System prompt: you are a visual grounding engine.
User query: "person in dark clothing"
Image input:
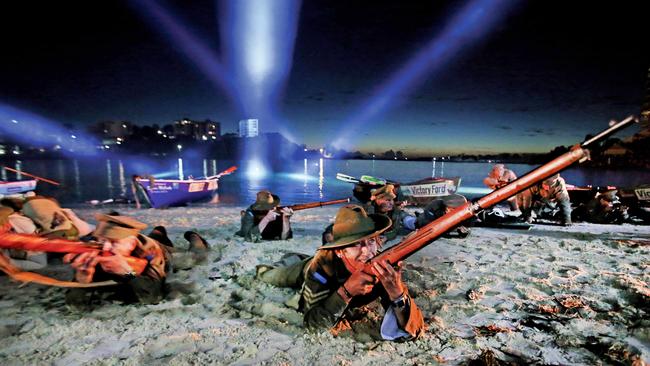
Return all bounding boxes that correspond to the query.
[573,190,629,224]
[236,190,293,242]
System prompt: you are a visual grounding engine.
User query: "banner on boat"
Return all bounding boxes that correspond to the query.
[399,180,457,197]
[635,187,650,201]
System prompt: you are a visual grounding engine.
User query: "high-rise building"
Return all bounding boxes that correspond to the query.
[238,119,259,138]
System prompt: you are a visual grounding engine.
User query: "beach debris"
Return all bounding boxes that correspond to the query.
[557,294,585,310]
[613,239,650,248]
[466,285,487,303]
[538,304,559,314]
[473,324,512,337]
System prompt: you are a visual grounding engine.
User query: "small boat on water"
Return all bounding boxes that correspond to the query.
[0,179,37,195]
[134,166,237,208]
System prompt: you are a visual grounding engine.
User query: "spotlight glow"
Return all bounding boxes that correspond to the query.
[131,0,236,102]
[220,0,301,140]
[0,103,99,155]
[246,158,268,180]
[331,0,519,150]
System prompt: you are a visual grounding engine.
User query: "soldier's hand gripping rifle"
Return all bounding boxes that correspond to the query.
[0,232,149,287]
[366,116,638,270]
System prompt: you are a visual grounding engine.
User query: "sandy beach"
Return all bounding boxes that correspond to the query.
[0,204,648,365]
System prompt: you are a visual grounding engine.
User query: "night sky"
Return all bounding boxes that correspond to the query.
[1,1,648,155]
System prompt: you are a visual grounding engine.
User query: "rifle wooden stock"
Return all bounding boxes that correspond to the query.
[368,116,638,267]
[281,198,351,211]
[0,233,148,275]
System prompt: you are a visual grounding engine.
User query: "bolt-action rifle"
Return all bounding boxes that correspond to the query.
[278,198,351,212]
[366,116,638,271]
[0,233,149,287]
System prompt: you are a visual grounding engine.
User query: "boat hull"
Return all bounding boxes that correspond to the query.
[135,178,218,208]
[0,180,37,195]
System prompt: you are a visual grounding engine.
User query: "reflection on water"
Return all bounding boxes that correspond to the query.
[1,157,648,206]
[73,159,81,199]
[106,160,113,198]
[319,158,324,199]
[15,161,22,180]
[118,160,127,197]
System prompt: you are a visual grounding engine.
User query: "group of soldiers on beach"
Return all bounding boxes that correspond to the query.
[0,163,640,341]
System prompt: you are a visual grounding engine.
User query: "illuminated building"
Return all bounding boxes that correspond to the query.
[238,119,259,138]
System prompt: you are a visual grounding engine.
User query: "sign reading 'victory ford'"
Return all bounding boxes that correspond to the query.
[400,179,458,198]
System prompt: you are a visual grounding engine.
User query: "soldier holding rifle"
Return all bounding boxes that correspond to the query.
[236,190,294,242]
[257,204,425,341]
[64,214,172,308]
[236,190,350,242]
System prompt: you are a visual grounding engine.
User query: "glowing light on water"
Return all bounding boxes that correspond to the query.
[457,186,492,195]
[106,160,114,197]
[319,158,324,198]
[1,168,6,181]
[203,159,208,178]
[178,158,184,180]
[304,158,308,190]
[118,160,127,196]
[331,0,519,150]
[282,173,317,182]
[13,161,22,180]
[246,159,268,180]
[73,160,81,199]
[211,160,217,176]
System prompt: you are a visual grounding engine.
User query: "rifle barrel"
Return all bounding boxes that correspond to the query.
[286,198,351,211]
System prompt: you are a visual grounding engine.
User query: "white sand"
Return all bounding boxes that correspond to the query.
[0,204,649,365]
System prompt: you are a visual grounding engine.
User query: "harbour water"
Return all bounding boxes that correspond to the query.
[2,157,649,206]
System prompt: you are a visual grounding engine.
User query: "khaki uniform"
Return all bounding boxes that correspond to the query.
[259,250,425,340]
[518,175,572,224]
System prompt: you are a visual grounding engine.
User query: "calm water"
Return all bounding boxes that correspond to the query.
[2,157,649,206]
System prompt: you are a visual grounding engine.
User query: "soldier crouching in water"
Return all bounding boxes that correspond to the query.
[236,190,293,242]
[257,205,425,341]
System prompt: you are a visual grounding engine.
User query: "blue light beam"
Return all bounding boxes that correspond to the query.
[0,103,99,155]
[130,0,238,108]
[219,0,301,142]
[331,0,519,150]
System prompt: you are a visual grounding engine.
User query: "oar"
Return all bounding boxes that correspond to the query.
[336,173,360,183]
[2,166,60,186]
[206,166,237,180]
